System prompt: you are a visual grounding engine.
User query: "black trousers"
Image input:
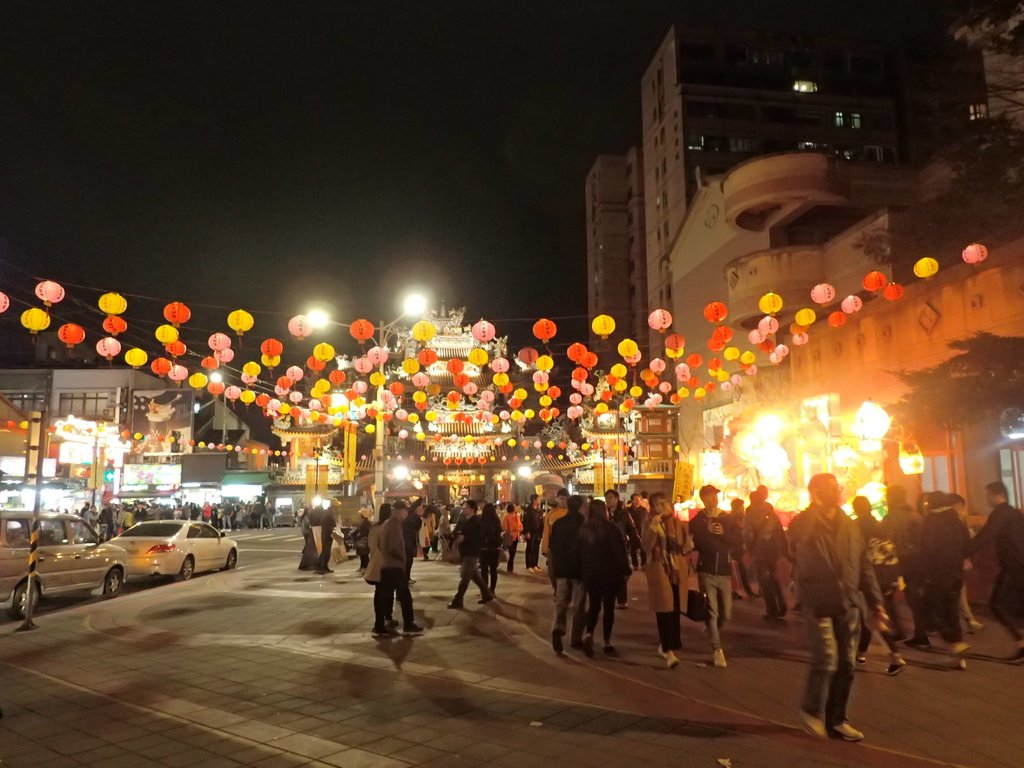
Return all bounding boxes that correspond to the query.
[991,569,1024,641]
[375,567,414,629]
[315,538,333,573]
[358,552,369,569]
[924,580,964,645]
[655,584,682,651]
[904,574,930,641]
[617,577,628,607]
[755,558,786,618]
[479,549,500,591]
[404,551,415,581]
[585,582,618,643]
[524,535,540,569]
[506,541,518,571]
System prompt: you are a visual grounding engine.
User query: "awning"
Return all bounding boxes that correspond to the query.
[222,471,270,486]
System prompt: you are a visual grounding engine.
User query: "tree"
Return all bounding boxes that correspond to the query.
[953,0,1024,55]
[896,332,1024,428]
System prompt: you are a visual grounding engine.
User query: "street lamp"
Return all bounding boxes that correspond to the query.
[517,465,533,479]
[402,293,427,318]
[307,308,330,329]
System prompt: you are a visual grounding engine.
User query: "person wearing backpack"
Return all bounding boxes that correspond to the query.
[968,482,1024,660]
[852,496,906,676]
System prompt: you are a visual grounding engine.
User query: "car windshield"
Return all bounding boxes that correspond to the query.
[119,522,184,538]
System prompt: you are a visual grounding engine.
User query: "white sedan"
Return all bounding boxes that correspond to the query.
[111,521,238,581]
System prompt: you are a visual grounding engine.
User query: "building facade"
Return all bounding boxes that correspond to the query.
[585,149,647,352]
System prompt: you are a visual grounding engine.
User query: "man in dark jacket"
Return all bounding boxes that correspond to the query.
[920,491,970,668]
[402,500,423,583]
[968,482,1024,660]
[746,487,788,619]
[579,498,631,656]
[607,489,638,609]
[691,485,743,668]
[882,484,926,645]
[376,500,422,634]
[789,474,888,743]
[447,500,494,609]
[549,495,586,654]
[314,503,337,575]
[522,494,543,573]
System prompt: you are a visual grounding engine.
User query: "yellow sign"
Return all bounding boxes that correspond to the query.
[672,461,694,501]
[343,424,357,482]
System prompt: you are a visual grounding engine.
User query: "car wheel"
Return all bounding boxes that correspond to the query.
[178,555,195,581]
[102,567,124,598]
[6,578,39,620]
[222,548,238,571]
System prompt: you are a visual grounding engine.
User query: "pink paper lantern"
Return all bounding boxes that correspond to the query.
[217,348,235,364]
[354,356,373,374]
[208,333,232,352]
[472,320,496,343]
[289,391,303,404]
[288,315,312,339]
[286,365,304,382]
[95,336,121,360]
[962,242,988,265]
[792,332,810,346]
[569,393,582,405]
[395,408,409,420]
[675,363,691,381]
[775,344,790,358]
[0,292,9,314]
[840,295,863,314]
[625,351,642,366]
[367,346,389,366]
[649,357,667,374]
[758,316,779,335]
[267,398,282,412]
[168,364,188,382]
[463,382,478,396]
[658,381,672,393]
[224,386,242,401]
[275,385,289,397]
[810,283,836,305]
[241,373,257,385]
[34,280,65,306]
[518,347,539,366]
[648,309,673,331]
[748,328,766,344]
[491,357,509,373]
[532,371,548,385]
[411,372,429,387]
[352,380,368,394]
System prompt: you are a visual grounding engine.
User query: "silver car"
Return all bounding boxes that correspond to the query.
[112,521,238,581]
[0,510,128,620]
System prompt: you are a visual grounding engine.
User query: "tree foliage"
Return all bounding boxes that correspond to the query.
[896,333,1024,428]
[952,0,1024,54]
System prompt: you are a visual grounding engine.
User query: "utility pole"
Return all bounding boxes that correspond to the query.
[19,395,50,632]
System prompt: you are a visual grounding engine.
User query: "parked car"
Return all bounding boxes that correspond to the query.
[111,521,238,581]
[0,510,128,620]
[273,509,295,527]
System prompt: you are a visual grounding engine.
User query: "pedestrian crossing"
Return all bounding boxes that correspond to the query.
[230,530,304,543]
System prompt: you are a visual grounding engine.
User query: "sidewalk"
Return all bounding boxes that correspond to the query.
[0,554,1019,768]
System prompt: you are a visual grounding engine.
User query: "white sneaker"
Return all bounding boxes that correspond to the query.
[800,710,826,739]
[712,649,727,668]
[657,645,667,660]
[665,651,680,669]
[829,722,864,742]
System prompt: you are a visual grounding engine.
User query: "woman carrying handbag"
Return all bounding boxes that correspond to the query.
[642,492,691,668]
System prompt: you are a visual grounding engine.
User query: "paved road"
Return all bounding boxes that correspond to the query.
[0,530,1021,768]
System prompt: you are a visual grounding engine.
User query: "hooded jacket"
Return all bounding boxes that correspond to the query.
[690,510,743,575]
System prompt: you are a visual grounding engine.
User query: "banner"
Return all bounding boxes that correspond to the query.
[672,461,694,502]
[344,423,357,482]
[130,389,194,456]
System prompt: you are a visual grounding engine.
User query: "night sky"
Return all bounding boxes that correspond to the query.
[0,1,944,347]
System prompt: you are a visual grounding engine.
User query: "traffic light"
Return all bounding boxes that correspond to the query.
[103,467,115,484]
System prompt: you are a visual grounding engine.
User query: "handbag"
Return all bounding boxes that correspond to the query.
[683,562,709,622]
[363,548,383,584]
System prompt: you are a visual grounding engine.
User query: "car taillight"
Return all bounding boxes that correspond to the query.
[147,544,176,554]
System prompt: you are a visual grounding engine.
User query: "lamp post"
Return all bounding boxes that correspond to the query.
[372,293,427,510]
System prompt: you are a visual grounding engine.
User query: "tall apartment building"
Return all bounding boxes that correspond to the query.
[584,148,646,351]
[640,26,909,353]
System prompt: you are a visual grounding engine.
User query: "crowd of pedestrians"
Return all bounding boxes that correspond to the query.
[327,477,1024,744]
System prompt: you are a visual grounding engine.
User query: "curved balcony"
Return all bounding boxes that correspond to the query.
[723,153,849,232]
[724,247,825,328]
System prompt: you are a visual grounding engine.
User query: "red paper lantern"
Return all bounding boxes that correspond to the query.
[151,357,172,377]
[201,355,220,370]
[665,332,685,351]
[447,358,465,375]
[686,353,703,368]
[57,323,85,348]
[532,318,557,343]
[827,311,847,328]
[255,393,271,408]
[328,369,347,386]
[349,319,375,343]
[566,342,587,363]
[862,271,887,292]
[307,356,326,371]
[703,302,728,323]
[882,282,905,301]
[582,351,599,369]
[165,340,186,357]
[207,381,225,397]
[260,338,284,357]
[163,301,191,327]
[418,349,438,366]
[102,315,128,336]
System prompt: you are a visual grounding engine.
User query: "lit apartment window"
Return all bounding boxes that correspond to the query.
[850,112,862,129]
[687,135,705,151]
[834,111,845,128]
[969,102,989,120]
[792,80,818,93]
[797,140,824,150]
